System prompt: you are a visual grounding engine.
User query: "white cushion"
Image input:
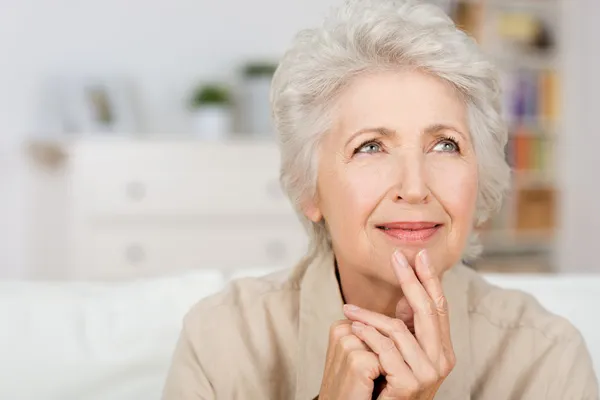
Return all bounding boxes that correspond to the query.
[0,271,224,400]
[229,266,286,280]
[0,269,598,399]
[483,273,600,376]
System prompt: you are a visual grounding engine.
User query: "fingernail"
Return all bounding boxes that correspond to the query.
[344,304,360,313]
[419,249,431,272]
[351,321,365,333]
[393,249,409,270]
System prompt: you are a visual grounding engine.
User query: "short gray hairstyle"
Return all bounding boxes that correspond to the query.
[270,0,510,260]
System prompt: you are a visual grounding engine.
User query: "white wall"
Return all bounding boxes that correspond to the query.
[0,0,598,277]
[0,0,339,135]
[0,0,337,278]
[556,0,600,273]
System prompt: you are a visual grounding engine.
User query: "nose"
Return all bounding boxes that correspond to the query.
[393,151,430,204]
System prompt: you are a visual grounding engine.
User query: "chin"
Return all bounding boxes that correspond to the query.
[380,244,455,279]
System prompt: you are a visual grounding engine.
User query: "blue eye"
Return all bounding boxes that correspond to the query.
[355,141,382,154]
[433,138,460,153]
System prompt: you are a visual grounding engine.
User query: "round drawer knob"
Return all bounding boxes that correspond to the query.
[265,240,286,261]
[125,181,146,201]
[125,244,145,265]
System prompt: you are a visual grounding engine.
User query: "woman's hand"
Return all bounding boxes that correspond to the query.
[317,319,383,400]
[343,249,456,400]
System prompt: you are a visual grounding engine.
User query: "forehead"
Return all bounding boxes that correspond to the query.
[332,70,468,137]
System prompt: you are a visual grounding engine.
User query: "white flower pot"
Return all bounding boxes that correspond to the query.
[191,106,232,140]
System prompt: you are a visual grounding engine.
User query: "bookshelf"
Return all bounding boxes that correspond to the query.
[433,0,562,272]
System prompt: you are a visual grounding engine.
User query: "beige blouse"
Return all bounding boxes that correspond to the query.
[162,251,598,399]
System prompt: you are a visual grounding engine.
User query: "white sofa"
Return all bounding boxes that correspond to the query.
[1,268,598,400]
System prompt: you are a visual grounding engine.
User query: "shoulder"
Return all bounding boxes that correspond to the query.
[181,267,302,380]
[456,265,580,342]
[454,266,598,397]
[168,267,305,398]
[183,267,301,339]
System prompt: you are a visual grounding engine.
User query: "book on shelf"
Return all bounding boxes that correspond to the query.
[427,1,484,39]
[507,133,554,175]
[478,186,556,239]
[503,68,559,177]
[438,0,562,261]
[502,68,559,125]
[515,187,556,232]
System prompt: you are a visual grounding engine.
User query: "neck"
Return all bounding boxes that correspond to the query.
[336,263,402,318]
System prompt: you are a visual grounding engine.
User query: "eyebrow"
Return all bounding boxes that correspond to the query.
[345,123,467,146]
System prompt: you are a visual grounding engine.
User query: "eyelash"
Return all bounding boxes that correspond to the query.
[352,139,384,155]
[352,136,462,155]
[438,135,461,153]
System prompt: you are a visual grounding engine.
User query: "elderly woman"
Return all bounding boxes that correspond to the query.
[163,1,598,399]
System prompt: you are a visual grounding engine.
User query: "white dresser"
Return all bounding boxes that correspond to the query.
[29,138,308,280]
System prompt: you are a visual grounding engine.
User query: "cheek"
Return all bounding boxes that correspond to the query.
[428,159,478,225]
[320,160,387,231]
[427,158,477,270]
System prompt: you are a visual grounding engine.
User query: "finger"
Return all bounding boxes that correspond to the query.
[394,297,414,334]
[326,320,351,358]
[351,321,412,378]
[327,320,352,348]
[414,249,454,360]
[344,305,431,377]
[326,320,355,371]
[350,323,412,400]
[336,330,370,354]
[375,375,420,400]
[391,250,442,364]
[344,350,382,384]
[334,326,374,385]
[326,321,386,395]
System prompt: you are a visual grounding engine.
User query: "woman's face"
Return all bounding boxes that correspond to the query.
[305,70,478,282]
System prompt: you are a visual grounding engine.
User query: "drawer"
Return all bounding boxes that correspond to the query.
[69,223,309,280]
[70,140,295,217]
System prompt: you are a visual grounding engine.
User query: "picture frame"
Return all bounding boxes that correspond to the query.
[41,75,139,136]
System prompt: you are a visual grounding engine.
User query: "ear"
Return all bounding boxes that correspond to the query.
[302,197,323,223]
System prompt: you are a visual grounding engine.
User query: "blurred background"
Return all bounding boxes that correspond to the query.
[0,0,598,281]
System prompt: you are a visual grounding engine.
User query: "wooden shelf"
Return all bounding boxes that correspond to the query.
[480,229,553,254]
[455,0,562,261]
[471,256,554,274]
[512,170,555,188]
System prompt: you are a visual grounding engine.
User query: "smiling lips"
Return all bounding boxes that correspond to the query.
[376,222,442,243]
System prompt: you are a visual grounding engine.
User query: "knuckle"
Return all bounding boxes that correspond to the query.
[422,366,440,385]
[346,351,360,369]
[417,300,437,316]
[347,352,379,377]
[387,376,420,397]
[441,352,457,376]
[448,351,457,368]
[380,336,396,352]
[360,324,376,339]
[331,319,349,328]
[390,319,408,334]
[404,378,420,393]
[435,294,449,315]
[347,351,366,371]
[329,320,350,342]
[362,323,375,334]
[338,334,357,352]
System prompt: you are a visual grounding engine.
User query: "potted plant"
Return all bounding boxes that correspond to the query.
[240,61,278,136]
[189,83,232,140]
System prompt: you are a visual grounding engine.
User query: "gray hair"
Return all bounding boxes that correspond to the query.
[270,0,510,261]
